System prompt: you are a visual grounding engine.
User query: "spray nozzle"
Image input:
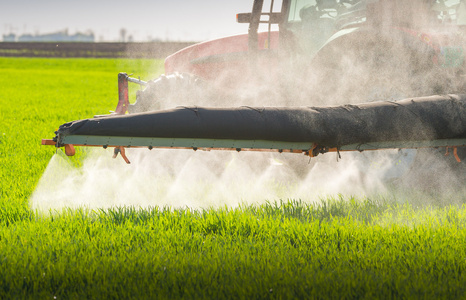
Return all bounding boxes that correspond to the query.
[113,147,131,164]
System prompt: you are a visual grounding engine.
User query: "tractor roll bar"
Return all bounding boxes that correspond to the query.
[249,0,264,52]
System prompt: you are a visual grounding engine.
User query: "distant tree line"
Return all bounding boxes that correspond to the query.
[0,42,196,59]
[3,29,95,42]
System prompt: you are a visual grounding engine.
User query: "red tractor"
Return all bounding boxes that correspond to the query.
[44,0,465,187]
[125,0,466,113]
[113,0,465,183]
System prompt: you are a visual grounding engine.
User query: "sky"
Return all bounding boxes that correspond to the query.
[1,0,254,42]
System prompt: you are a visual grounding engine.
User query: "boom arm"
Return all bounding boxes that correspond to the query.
[42,95,466,164]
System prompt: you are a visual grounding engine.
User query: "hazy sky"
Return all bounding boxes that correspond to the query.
[1,0,254,42]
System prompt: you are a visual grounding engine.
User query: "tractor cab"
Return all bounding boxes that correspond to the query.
[241,0,466,56]
[158,0,466,103]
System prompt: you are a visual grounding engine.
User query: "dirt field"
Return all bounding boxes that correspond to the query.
[0,42,196,58]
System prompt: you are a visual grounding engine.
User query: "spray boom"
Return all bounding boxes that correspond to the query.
[42,95,466,164]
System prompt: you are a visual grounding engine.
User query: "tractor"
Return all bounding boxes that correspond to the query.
[123,0,465,182]
[128,0,466,113]
[43,0,466,187]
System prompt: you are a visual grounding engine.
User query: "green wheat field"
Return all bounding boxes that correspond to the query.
[1,57,466,299]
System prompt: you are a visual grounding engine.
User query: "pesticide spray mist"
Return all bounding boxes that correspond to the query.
[32,140,463,211]
[31,0,466,211]
[31,146,395,211]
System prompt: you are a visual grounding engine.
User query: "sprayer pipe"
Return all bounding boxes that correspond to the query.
[127,77,147,86]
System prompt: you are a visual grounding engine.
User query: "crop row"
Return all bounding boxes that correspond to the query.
[1,57,465,298]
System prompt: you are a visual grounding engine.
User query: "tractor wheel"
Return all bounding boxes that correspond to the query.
[129,72,316,180]
[395,147,466,196]
[128,73,216,113]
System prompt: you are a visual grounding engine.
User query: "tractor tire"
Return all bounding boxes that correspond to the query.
[398,147,466,194]
[129,72,316,180]
[128,73,216,113]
